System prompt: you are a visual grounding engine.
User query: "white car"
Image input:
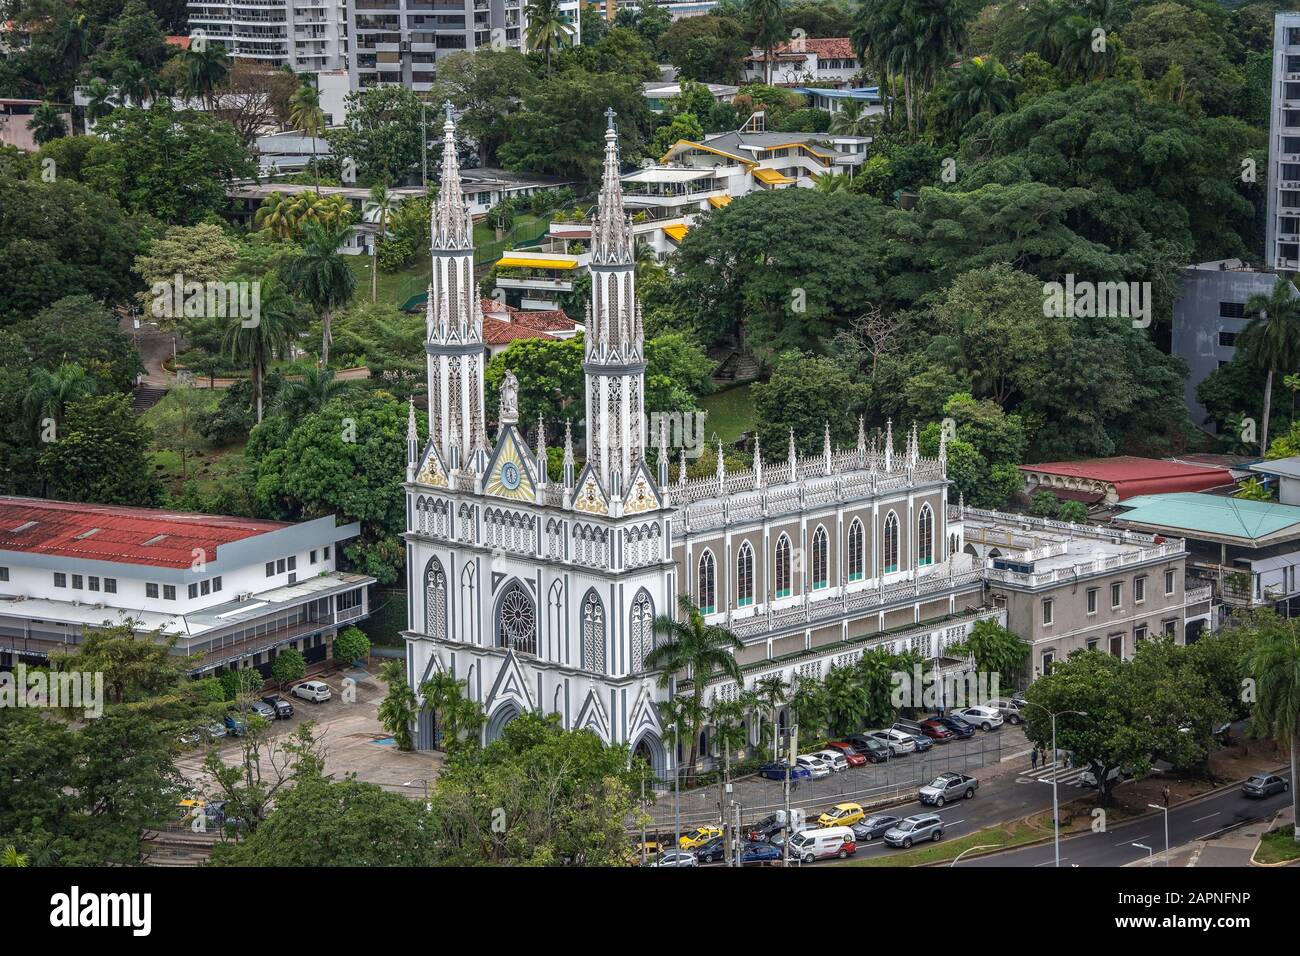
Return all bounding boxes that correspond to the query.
[956,706,1004,731]
[1080,765,1125,788]
[869,728,917,755]
[796,755,832,779]
[292,680,332,703]
[812,749,849,773]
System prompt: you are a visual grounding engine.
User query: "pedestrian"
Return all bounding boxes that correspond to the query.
[1162,786,1170,808]
[1030,747,1039,771]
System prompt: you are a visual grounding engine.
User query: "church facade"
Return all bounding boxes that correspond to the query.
[402,107,997,776]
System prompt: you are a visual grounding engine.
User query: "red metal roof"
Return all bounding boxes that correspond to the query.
[0,497,291,569]
[1019,457,1233,500]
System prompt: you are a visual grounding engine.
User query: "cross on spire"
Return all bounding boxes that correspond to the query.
[605,106,617,130]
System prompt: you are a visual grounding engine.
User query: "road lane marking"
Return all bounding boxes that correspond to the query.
[1117,834,1149,846]
[1034,857,1068,866]
[1191,812,1219,823]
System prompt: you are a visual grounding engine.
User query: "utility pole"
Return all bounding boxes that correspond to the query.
[640,767,647,867]
[782,724,798,868]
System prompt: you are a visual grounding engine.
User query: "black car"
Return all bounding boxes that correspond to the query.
[262,695,294,719]
[844,734,890,763]
[934,714,976,739]
[851,814,901,843]
[1242,773,1289,798]
[694,836,727,863]
[746,811,789,842]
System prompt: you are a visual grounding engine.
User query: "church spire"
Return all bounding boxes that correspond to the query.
[431,102,471,251]
[591,107,633,266]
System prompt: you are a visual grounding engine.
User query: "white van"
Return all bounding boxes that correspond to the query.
[787,826,857,863]
[293,680,332,703]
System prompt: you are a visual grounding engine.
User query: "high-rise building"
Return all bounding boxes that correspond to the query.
[1265,11,1300,269]
[348,0,581,93]
[186,0,351,72]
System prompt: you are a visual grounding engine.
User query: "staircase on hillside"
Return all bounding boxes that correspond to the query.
[132,386,168,413]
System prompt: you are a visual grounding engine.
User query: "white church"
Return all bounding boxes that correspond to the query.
[402,106,996,778]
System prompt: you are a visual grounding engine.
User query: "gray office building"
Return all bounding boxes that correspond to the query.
[1266,12,1300,270]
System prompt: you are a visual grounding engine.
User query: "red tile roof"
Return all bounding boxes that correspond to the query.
[0,497,291,569]
[480,298,577,345]
[165,35,192,49]
[759,38,856,60]
[1020,457,1233,500]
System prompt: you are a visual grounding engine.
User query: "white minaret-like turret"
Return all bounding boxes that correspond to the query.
[425,102,484,472]
[583,107,645,493]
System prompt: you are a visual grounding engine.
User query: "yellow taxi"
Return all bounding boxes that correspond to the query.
[176,798,206,823]
[678,826,723,850]
[817,802,865,828]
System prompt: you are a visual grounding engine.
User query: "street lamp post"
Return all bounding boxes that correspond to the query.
[1021,702,1088,868]
[1148,804,1170,866]
[951,843,1003,866]
[1133,841,1154,866]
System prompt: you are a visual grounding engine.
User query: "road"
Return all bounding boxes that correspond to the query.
[964,774,1292,867]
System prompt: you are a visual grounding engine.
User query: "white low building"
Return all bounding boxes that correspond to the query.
[0,497,373,675]
[744,37,862,88]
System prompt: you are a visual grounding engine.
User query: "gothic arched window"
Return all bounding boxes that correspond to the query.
[698,550,716,614]
[775,534,792,598]
[425,557,446,640]
[737,542,754,607]
[460,562,476,641]
[811,525,828,589]
[848,518,865,582]
[918,504,934,567]
[883,511,900,574]
[583,589,606,673]
[630,589,654,672]
[497,581,536,655]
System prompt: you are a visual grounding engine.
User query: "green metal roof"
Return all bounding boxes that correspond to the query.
[1116,493,1300,542]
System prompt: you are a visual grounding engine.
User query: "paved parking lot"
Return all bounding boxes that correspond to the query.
[175,666,443,802]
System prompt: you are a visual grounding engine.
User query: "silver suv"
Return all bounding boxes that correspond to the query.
[989,698,1027,725]
[883,814,943,849]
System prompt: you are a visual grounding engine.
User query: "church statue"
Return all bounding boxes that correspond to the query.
[500,369,519,425]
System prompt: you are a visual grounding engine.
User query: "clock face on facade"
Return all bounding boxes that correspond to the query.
[501,462,521,490]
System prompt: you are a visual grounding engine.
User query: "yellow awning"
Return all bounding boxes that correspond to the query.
[496,255,579,270]
[753,167,795,186]
[663,224,689,242]
[708,195,732,208]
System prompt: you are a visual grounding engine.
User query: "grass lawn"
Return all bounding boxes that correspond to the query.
[347,254,431,311]
[840,819,1050,867]
[701,382,757,445]
[1256,824,1300,864]
[143,389,247,497]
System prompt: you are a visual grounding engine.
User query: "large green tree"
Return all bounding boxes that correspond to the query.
[39,393,163,506]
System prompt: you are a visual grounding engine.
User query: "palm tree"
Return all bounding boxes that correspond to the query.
[814,170,849,193]
[1022,0,1068,62]
[289,80,326,195]
[271,365,353,419]
[377,659,418,750]
[114,61,156,108]
[179,42,231,111]
[829,98,871,137]
[524,0,575,76]
[823,664,871,737]
[746,0,786,85]
[281,221,356,368]
[417,670,465,750]
[221,281,295,423]
[82,78,116,132]
[363,182,399,304]
[754,673,788,760]
[255,192,297,240]
[1243,281,1300,455]
[22,364,93,438]
[28,102,68,145]
[1245,616,1300,843]
[788,673,828,737]
[0,846,27,868]
[943,56,1018,132]
[707,696,749,860]
[643,595,744,778]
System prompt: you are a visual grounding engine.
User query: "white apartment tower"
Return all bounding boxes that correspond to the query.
[1266,11,1300,269]
[186,0,351,71]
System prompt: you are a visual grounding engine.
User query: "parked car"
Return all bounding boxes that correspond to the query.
[933,714,976,738]
[222,714,247,736]
[843,734,890,763]
[647,850,698,867]
[900,729,934,752]
[919,771,977,806]
[770,823,818,849]
[883,814,943,848]
[787,826,857,863]
[759,761,811,782]
[869,728,917,755]
[812,749,850,773]
[988,698,1027,724]
[796,754,832,779]
[1242,774,1289,798]
[955,706,1003,731]
[851,814,901,843]
[917,719,956,742]
[204,721,228,741]
[740,842,783,865]
[824,742,868,767]
[293,680,332,703]
[262,695,294,719]
[247,700,277,722]
[746,810,790,842]
[694,836,727,863]
[817,802,865,828]
[678,826,722,850]
[1079,766,1125,789]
